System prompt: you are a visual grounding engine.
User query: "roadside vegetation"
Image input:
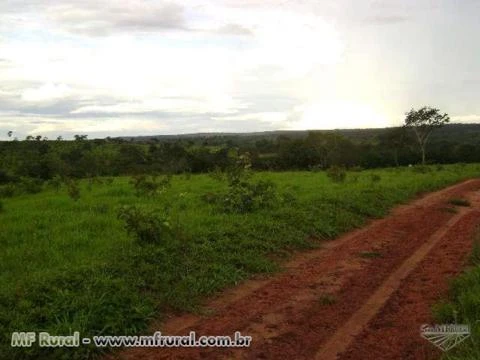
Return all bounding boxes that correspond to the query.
[1,163,479,359]
[433,228,480,359]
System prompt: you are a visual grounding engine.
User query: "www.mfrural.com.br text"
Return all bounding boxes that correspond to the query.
[11,331,252,348]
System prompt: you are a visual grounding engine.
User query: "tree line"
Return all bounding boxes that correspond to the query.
[0,107,478,182]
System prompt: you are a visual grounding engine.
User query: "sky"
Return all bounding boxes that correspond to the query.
[0,0,479,139]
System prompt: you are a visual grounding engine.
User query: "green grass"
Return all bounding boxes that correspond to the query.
[1,164,479,359]
[433,229,480,359]
[318,294,337,305]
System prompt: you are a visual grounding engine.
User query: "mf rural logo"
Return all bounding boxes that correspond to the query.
[420,324,470,351]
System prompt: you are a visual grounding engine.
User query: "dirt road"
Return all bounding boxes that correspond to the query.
[113,179,480,360]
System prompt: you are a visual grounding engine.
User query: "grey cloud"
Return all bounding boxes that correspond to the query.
[48,2,186,36]
[363,15,409,25]
[215,23,253,36]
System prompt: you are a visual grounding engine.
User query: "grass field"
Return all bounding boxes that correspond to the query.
[1,164,480,359]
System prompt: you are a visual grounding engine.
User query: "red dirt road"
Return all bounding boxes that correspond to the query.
[111,179,480,360]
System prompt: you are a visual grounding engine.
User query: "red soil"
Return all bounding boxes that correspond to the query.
[110,179,480,360]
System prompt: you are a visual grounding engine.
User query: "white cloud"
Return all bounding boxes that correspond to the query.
[287,101,391,130]
[21,83,71,102]
[451,114,480,123]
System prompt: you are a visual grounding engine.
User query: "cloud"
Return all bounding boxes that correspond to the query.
[451,114,480,123]
[22,83,71,103]
[215,23,253,36]
[363,15,409,25]
[46,1,186,36]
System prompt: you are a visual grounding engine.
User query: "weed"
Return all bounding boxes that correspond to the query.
[318,294,337,305]
[326,166,347,183]
[448,198,471,207]
[370,174,381,183]
[359,251,382,259]
[471,231,480,266]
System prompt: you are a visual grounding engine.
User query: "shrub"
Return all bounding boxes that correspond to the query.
[48,175,63,192]
[412,165,432,173]
[225,152,252,186]
[201,191,220,205]
[0,169,13,184]
[326,166,347,183]
[130,174,171,197]
[66,179,81,201]
[350,166,364,172]
[309,164,323,172]
[117,205,172,244]
[222,180,277,214]
[0,184,16,198]
[20,177,43,194]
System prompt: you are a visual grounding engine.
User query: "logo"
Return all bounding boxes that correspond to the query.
[420,324,470,351]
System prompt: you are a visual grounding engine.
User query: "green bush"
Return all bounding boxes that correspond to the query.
[0,184,16,198]
[47,175,63,192]
[65,179,81,201]
[129,174,171,197]
[117,205,172,244]
[222,180,277,214]
[412,165,432,173]
[326,166,347,183]
[20,177,43,194]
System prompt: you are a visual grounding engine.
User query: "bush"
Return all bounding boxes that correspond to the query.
[0,169,13,184]
[350,166,364,172]
[412,165,432,173]
[201,191,220,205]
[65,179,81,201]
[326,166,347,183]
[309,164,323,172]
[0,184,16,198]
[104,177,114,185]
[117,205,172,244]
[130,174,171,197]
[47,175,63,192]
[20,177,43,194]
[208,167,225,182]
[222,180,277,214]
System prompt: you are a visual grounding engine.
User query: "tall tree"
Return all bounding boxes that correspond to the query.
[404,106,450,165]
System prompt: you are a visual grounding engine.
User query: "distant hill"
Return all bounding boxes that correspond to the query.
[119,123,480,145]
